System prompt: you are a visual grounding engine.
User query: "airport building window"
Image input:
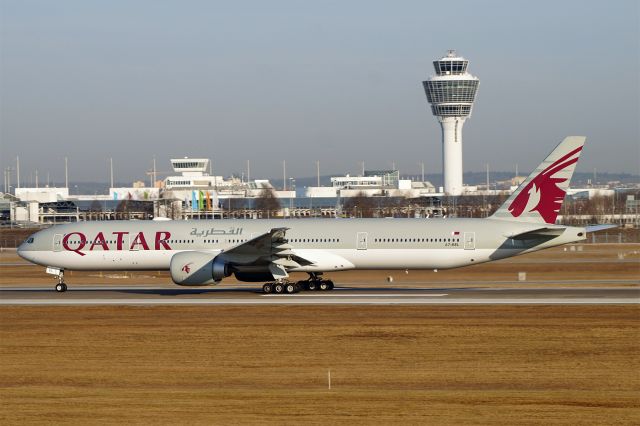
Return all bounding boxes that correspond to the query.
[425,80,478,103]
[174,162,201,169]
[430,104,473,116]
[434,60,468,75]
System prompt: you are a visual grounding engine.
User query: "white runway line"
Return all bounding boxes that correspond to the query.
[0,286,164,291]
[261,293,449,297]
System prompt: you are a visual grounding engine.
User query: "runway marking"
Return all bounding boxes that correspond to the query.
[0,298,636,306]
[345,279,640,286]
[261,293,449,297]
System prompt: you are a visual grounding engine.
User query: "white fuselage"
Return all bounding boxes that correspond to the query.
[18,218,586,280]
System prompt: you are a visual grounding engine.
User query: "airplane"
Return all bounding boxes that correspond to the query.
[18,136,609,294]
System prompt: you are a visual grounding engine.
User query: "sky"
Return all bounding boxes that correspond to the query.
[1,0,639,185]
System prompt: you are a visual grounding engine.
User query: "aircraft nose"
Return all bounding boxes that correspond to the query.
[17,243,26,259]
[17,238,35,263]
[17,242,28,260]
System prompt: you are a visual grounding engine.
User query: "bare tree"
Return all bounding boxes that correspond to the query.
[89,200,103,213]
[254,188,281,218]
[342,192,377,218]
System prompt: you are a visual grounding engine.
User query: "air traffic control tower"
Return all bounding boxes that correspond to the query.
[423,50,479,196]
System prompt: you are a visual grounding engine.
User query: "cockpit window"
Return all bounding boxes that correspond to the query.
[25,237,34,244]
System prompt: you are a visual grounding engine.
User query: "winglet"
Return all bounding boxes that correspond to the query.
[491,136,586,224]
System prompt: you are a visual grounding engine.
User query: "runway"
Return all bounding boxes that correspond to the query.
[1,285,638,305]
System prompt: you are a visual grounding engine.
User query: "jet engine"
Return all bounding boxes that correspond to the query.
[170,251,231,286]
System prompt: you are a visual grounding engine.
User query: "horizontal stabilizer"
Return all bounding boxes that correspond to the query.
[586,224,618,233]
[507,227,565,240]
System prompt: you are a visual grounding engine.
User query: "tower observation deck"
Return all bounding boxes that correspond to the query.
[423,50,479,196]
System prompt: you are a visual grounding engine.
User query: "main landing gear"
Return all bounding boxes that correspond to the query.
[262,281,301,294]
[261,273,335,294]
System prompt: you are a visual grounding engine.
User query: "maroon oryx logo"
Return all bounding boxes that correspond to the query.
[181,263,193,273]
[508,145,582,224]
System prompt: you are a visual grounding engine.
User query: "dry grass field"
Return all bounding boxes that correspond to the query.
[1,305,639,425]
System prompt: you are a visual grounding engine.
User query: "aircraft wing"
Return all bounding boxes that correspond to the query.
[218,227,314,273]
[507,227,566,240]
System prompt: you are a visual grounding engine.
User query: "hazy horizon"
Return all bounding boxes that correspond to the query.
[1,0,638,185]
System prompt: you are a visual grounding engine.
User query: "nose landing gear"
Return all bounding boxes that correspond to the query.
[46,267,67,292]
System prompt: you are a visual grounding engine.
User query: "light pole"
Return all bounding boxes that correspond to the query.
[289,177,295,216]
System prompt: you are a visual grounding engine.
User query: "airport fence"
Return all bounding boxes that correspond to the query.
[0,228,38,248]
[588,230,639,244]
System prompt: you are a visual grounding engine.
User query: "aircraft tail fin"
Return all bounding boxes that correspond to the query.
[491,136,586,224]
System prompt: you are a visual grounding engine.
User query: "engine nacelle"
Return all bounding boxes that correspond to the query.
[170,251,231,286]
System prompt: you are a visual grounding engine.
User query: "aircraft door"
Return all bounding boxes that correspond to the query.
[464,232,475,250]
[356,232,368,250]
[53,234,63,251]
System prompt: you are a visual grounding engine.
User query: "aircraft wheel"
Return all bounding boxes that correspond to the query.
[306,281,318,291]
[285,283,296,294]
[274,283,285,294]
[55,283,67,293]
[319,281,329,291]
[262,283,273,294]
[294,283,302,293]
[327,280,334,290]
